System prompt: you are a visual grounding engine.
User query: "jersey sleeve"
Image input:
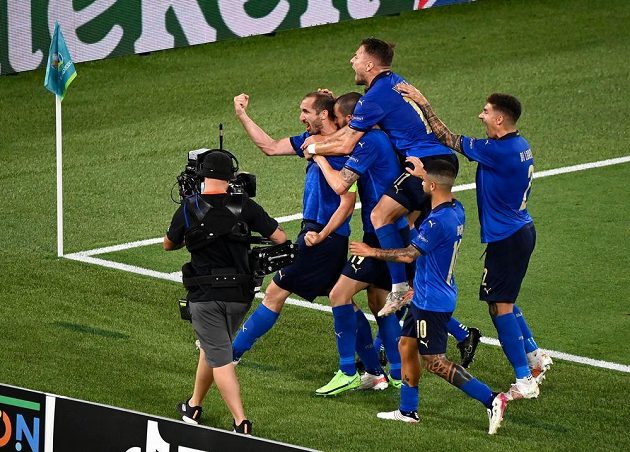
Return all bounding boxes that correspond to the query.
[460,136,499,167]
[410,218,443,255]
[289,131,310,158]
[166,205,186,245]
[244,199,280,238]
[349,96,385,132]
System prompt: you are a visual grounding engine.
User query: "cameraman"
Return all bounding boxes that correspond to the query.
[164,151,286,434]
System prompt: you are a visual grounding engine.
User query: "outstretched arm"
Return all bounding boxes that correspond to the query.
[300,125,364,158]
[312,155,360,195]
[304,190,356,246]
[395,83,463,154]
[349,241,420,264]
[234,93,295,156]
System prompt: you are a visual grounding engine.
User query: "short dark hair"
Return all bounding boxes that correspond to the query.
[335,92,362,117]
[425,159,457,186]
[360,38,395,67]
[304,92,335,118]
[487,93,522,123]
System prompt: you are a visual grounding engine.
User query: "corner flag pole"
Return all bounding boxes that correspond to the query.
[55,95,64,256]
[44,21,77,257]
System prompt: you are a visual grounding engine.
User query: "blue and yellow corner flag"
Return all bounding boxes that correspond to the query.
[44,22,77,100]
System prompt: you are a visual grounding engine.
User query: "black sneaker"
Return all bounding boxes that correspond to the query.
[457,327,481,368]
[177,399,202,424]
[378,345,388,368]
[355,357,366,374]
[233,419,253,435]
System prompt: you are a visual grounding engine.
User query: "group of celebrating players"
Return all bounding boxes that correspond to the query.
[230,37,553,435]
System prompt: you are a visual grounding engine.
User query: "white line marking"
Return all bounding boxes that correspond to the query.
[62,156,630,374]
[76,156,630,257]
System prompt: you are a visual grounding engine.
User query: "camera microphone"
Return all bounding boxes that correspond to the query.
[219,123,224,150]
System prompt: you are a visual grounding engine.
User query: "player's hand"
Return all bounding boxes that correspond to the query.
[405,156,425,179]
[402,288,414,303]
[301,135,316,159]
[395,82,428,106]
[304,231,324,247]
[349,241,374,257]
[318,88,335,98]
[233,93,249,116]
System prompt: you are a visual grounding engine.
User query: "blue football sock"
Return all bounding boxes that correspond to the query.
[460,378,495,409]
[400,381,419,413]
[232,303,279,360]
[376,315,402,380]
[513,305,539,353]
[355,309,381,374]
[495,312,530,379]
[333,305,358,376]
[447,316,469,342]
[373,333,383,353]
[375,224,407,285]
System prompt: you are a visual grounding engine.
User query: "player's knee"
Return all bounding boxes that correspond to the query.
[370,204,388,228]
[263,283,287,313]
[328,284,351,307]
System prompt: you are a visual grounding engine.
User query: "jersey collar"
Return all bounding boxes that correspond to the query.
[497,131,520,140]
[432,199,457,213]
[366,70,392,91]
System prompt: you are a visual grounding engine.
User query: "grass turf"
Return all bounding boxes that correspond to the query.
[1,0,629,450]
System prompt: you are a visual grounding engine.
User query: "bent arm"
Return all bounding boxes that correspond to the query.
[396,83,463,153]
[313,155,359,195]
[163,235,184,251]
[350,241,420,264]
[303,125,364,156]
[268,226,288,245]
[318,190,356,241]
[236,111,294,156]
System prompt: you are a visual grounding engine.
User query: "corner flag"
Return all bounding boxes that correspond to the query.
[44,22,77,100]
[45,22,77,257]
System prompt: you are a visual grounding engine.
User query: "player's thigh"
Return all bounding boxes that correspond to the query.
[329,275,369,306]
[366,286,388,313]
[371,193,409,226]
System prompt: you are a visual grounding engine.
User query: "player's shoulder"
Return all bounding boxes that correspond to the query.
[362,128,390,144]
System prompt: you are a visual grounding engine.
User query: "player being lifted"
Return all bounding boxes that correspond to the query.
[303,38,481,367]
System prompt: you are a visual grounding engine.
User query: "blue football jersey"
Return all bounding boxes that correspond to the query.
[461,132,534,243]
[349,71,454,159]
[344,129,401,233]
[410,200,465,312]
[290,132,352,237]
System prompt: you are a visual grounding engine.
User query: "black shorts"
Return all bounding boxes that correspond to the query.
[400,305,452,355]
[190,299,251,368]
[272,221,348,301]
[480,222,536,303]
[383,154,460,212]
[341,232,391,291]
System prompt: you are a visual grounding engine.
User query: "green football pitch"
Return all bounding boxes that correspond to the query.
[1,0,629,450]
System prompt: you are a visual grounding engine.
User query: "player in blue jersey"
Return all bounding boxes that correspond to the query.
[350,158,508,434]
[310,92,404,395]
[230,92,356,363]
[300,38,462,319]
[396,84,553,400]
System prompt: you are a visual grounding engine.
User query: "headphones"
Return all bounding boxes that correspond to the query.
[198,149,239,178]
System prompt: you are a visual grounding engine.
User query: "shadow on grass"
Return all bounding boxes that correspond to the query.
[53,321,129,339]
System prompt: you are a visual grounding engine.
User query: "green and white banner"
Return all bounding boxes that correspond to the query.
[1,0,468,75]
